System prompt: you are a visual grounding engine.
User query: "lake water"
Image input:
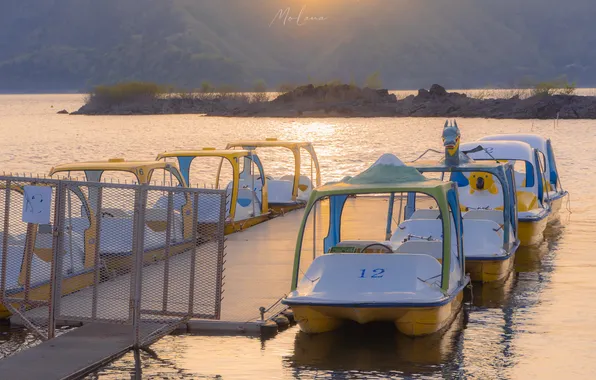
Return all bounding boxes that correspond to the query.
[0,95,595,379]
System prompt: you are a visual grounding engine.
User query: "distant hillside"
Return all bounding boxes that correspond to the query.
[1,0,594,92]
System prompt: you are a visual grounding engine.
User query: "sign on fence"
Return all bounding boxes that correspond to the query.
[22,185,52,224]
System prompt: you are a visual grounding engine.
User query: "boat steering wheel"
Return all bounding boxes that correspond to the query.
[361,243,394,253]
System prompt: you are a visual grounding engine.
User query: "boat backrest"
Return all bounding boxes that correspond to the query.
[391,219,450,243]
[409,209,441,220]
[395,240,443,260]
[463,209,504,225]
[267,179,293,203]
[461,219,503,253]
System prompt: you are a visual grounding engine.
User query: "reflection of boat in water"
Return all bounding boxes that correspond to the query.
[225,139,321,214]
[468,270,516,308]
[156,149,270,235]
[287,311,466,376]
[461,140,551,246]
[409,121,520,283]
[282,154,469,337]
[478,134,568,218]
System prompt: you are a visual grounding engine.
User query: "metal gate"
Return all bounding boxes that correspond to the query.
[0,175,226,347]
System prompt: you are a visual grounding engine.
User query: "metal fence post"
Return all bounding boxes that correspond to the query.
[91,186,103,320]
[48,182,66,339]
[0,181,11,303]
[187,192,199,316]
[132,185,147,348]
[214,191,227,319]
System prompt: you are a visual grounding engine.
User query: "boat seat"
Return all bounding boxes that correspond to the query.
[144,208,183,233]
[395,240,443,261]
[410,209,441,219]
[463,209,504,225]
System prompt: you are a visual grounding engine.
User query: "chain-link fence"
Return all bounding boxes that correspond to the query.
[0,175,226,347]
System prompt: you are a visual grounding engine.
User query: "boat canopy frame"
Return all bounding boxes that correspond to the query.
[156,149,269,218]
[49,159,186,186]
[291,180,465,293]
[478,134,564,193]
[225,139,322,202]
[460,141,548,206]
[409,161,519,246]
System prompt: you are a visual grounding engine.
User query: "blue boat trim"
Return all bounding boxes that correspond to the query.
[466,240,518,262]
[519,208,550,222]
[547,191,568,202]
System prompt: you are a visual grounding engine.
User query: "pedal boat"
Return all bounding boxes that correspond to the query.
[478,134,568,216]
[48,158,197,272]
[460,140,550,246]
[407,120,520,282]
[225,138,321,214]
[156,148,271,235]
[282,154,469,337]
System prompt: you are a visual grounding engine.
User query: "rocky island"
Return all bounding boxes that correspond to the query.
[71,83,596,119]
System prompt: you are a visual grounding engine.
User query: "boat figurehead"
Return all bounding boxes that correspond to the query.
[442,120,461,166]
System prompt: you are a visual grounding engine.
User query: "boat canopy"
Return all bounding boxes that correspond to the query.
[293,154,464,292]
[478,134,561,191]
[49,158,185,185]
[225,139,322,200]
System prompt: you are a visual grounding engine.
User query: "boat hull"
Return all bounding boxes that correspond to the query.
[465,253,515,283]
[518,217,549,246]
[291,292,464,337]
[547,191,567,221]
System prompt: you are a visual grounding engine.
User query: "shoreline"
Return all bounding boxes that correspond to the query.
[69,84,596,119]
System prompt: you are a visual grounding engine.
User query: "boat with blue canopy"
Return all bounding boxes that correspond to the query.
[408,121,520,282]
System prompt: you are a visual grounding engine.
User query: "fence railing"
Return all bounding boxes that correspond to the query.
[0,175,226,347]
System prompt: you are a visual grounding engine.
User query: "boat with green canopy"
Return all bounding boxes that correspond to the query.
[282,154,469,336]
